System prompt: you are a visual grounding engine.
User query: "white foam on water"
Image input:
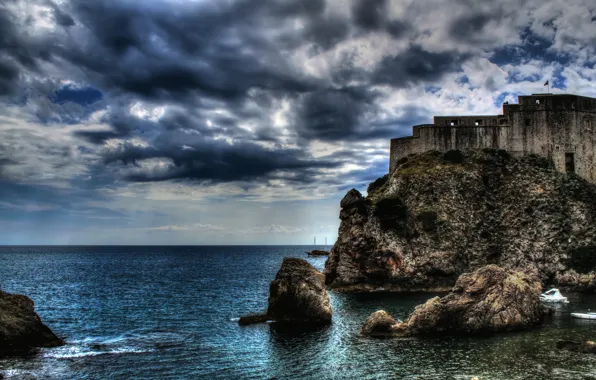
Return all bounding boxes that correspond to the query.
[41,331,186,359]
[44,345,151,359]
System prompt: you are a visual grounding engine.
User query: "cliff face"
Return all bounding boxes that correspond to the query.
[325,149,596,292]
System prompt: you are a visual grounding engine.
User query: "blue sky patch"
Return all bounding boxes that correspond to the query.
[52,85,103,106]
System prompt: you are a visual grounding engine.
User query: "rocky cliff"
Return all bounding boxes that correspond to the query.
[325,149,596,292]
[0,289,63,355]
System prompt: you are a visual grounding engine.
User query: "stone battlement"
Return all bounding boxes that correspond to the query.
[390,93,596,183]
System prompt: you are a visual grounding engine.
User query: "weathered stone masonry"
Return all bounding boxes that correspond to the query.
[390,94,596,183]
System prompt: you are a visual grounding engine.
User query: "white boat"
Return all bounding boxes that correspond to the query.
[571,312,596,320]
[540,288,569,303]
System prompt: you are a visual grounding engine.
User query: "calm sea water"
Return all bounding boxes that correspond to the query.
[1,246,596,379]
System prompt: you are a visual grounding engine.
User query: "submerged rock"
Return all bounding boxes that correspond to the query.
[0,289,64,355]
[362,265,544,337]
[326,150,596,292]
[238,314,268,325]
[556,340,596,354]
[239,258,332,325]
[360,310,405,337]
[306,250,330,256]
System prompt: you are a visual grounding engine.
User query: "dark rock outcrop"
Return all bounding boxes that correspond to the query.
[361,265,544,336]
[557,340,596,354]
[326,150,596,292]
[360,310,406,337]
[239,258,332,325]
[306,250,330,256]
[238,314,268,325]
[0,289,64,355]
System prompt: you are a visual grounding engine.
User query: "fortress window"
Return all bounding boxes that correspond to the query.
[525,119,531,126]
[450,120,458,126]
[536,99,540,104]
[499,119,507,125]
[474,119,483,126]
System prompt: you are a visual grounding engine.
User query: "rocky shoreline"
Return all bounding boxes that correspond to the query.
[361,265,546,337]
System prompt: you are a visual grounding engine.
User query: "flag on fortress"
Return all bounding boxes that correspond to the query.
[544,80,549,86]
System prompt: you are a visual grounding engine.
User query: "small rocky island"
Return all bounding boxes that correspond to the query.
[306,250,330,256]
[239,258,332,325]
[0,288,63,355]
[325,149,596,292]
[361,265,545,337]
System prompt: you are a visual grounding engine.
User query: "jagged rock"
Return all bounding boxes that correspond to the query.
[0,289,64,355]
[556,340,596,354]
[360,310,406,337]
[239,258,332,325]
[406,265,544,335]
[361,265,544,337]
[306,250,330,256]
[340,188,365,209]
[326,149,596,292]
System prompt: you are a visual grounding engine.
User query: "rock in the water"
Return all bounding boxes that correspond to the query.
[306,250,330,256]
[267,258,332,324]
[0,289,64,354]
[326,150,596,292]
[360,310,406,337]
[238,314,268,325]
[361,265,544,337]
[239,258,332,325]
[556,340,596,354]
[406,265,544,335]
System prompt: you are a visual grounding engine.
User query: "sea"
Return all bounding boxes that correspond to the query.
[1,246,596,379]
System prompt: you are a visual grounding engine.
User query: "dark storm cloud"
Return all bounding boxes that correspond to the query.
[0,0,537,190]
[352,0,387,30]
[104,137,339,183]
[47,0,75,27]
[295,87,380,141]
[448,13,492,43]
[351,0,410,37]
[56,0,322,104]
[0,5,55,73]
[373,45,470,87]
[303,16,351,51]
[0,58,19,95]
[294,87,430,142]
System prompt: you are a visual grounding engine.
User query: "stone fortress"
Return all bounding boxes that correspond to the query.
[390,93,596,183]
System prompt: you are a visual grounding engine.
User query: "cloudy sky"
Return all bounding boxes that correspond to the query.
[1,0,595,245]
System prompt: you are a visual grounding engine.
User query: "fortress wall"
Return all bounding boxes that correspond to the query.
[433,115,506,127]
[507,108,550,157]
[389,125,508,173]
[575,113,596,182]
[389,95,596,183]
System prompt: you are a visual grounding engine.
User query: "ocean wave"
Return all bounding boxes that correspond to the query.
[43,330,188,359]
